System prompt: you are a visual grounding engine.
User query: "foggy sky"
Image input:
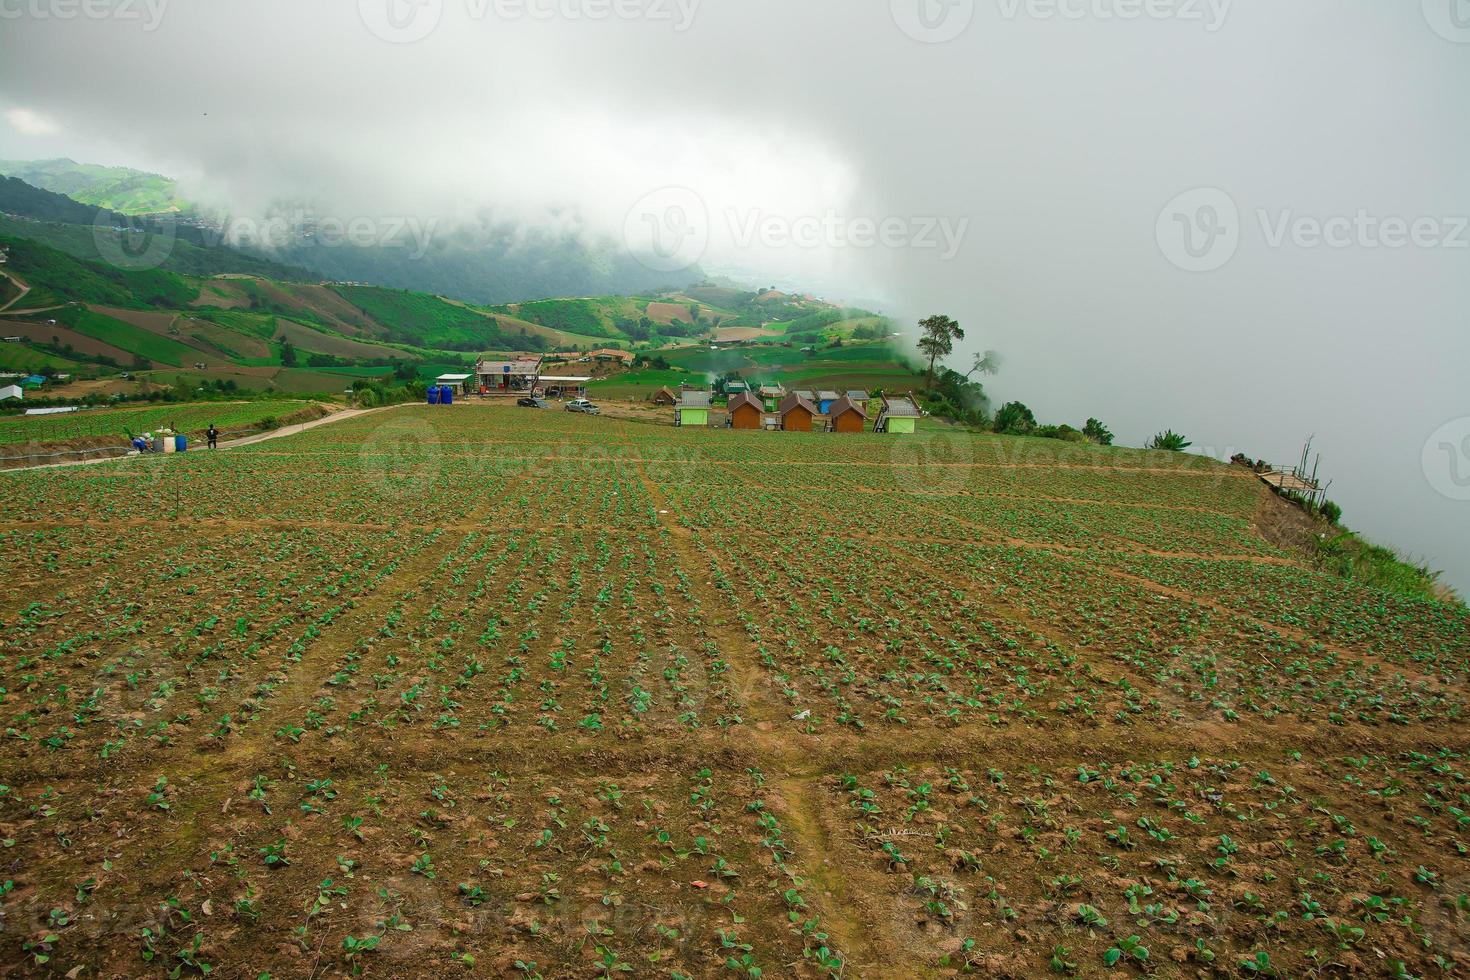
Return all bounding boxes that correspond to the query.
[2,0,1467,594]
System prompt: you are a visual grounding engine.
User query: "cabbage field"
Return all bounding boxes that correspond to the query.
[1,404,1467,977]
[0,400,320,448]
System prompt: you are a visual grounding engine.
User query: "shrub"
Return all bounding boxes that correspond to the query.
[993,401,1037,436]
[1147,429,1192,452]
[1083,418,1114,445]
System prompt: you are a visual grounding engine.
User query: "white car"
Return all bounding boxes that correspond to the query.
[565,399,600,415]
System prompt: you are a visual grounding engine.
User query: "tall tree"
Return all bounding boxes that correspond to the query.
[917,314,964,390]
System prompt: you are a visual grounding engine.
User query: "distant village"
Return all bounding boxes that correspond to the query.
[447,352,923,434]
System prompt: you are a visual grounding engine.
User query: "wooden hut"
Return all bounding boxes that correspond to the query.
[827,395,868,433]
[727,391,764,430]
[778,392,817,432]
[651,386,678,406]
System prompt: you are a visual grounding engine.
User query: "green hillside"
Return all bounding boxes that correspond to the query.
[0,227,911,400]
[0,158,186,214]
[0,234,197,309]
[0,215,306,281]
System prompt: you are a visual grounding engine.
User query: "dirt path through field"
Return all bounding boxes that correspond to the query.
[4,402,393,471]
[0,267,30,312]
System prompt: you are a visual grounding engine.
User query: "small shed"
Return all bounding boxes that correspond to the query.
[436,373,473,395]
[725,380,750,395]
[845,389,871,405]
[0,384,22,401]
[875,394,922,434]
[675,390,711,428]
[778,392,817,432]
[792,389,817,403]
[727,391,764,430]
[538,376,592,398]
[816,390,840,414]
[758,384,785,410]
[651,386,678,406]
[827,395,867,434]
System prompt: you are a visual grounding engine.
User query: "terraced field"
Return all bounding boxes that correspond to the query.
[1,405,1467,977]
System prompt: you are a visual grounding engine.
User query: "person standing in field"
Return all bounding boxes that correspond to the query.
[207,424,219,449]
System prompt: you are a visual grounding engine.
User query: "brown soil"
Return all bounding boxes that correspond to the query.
[645,301,695,324]
[2,319,146,365]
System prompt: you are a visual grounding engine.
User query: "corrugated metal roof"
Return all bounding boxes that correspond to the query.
[882,395,922,417]
[816,390,840,402]
[845,389,870,401]
[478,360,542,375]
[792,389,816,401]
[678,390,712,408]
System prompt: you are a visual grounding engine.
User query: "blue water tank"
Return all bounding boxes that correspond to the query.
[176,435,187,452]
[441,386,453,405]
[427,387,440,405]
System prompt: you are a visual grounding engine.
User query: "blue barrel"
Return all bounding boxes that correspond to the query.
[427,387,440,405]
[176,435,187,452]
[440,386,453,405]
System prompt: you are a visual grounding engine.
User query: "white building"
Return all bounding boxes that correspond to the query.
[0,384,23,401]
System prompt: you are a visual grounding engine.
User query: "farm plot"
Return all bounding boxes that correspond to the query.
[0,400,319,449]
[0,405,1467,977]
